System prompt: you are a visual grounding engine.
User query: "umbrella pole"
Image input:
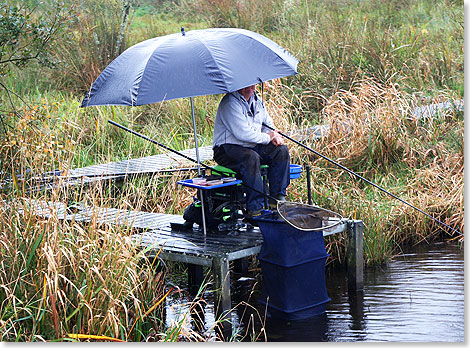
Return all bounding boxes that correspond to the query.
[190,97,208,235]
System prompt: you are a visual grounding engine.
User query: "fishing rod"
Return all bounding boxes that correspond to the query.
[108,120,279,202]
[108,120,344,232]
[263,123,463,237]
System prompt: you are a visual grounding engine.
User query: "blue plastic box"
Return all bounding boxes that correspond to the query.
[259,256,330,309]
[289,164,302,179]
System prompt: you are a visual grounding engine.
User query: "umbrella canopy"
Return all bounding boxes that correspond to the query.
[80,28,299,235]
[81,27,299,107]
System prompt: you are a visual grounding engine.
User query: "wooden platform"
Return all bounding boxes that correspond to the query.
[17,198,265,337]
[16,198,363,339]
[17,146,214,193]
[67,146,214,178]
[20,199,264,260]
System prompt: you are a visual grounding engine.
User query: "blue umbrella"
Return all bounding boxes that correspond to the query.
[81,27,299,107]
[80,27,299,234]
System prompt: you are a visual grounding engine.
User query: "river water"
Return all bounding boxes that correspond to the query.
[166,241,464,342]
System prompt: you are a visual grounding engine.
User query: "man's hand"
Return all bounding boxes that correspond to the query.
[269,130,284,146]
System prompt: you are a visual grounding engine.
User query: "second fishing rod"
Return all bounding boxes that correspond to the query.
[263,123,462,236]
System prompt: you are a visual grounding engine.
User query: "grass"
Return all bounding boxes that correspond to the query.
[0,197,163,341]
[0,0,463,342]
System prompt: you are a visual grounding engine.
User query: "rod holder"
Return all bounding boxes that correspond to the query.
[306,165,312,205]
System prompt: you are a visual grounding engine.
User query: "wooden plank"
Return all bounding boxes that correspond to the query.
[17,199,351,265]
[149,250,213,267]
[134,230,263,259]
[18,146,213,193]
[347,220,364,291]
[67,146,213,178]
[212,255,232,339]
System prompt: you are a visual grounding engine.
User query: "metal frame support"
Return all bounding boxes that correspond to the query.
[347,220,364,291]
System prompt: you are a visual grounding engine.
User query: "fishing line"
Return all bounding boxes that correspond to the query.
[263,123,463,237]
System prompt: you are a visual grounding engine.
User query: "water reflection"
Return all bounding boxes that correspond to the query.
[263,241,464,342]
[166,242,464,342]
[347,290,366,337]
[265,313,329,342]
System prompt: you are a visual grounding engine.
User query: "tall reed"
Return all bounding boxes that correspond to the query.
[51,0,133,93]
[311,77,463,262]
[0,0,463,340]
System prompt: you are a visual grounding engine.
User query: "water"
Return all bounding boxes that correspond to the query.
[269,241,464,342]
[166,241,464,342]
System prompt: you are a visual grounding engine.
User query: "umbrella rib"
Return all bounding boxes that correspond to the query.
[134,34,177,105]
[191,35,230,92]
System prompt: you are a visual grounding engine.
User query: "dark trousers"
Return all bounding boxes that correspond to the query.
[213,143,290,212]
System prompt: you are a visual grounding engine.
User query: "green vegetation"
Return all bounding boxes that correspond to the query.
[0,0,463,342]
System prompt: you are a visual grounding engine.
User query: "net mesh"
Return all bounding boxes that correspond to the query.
[277,201,343,231]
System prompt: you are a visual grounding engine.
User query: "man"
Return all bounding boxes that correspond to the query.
[212,84,290,216]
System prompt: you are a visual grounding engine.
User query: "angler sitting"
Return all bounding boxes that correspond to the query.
[212,84,291,217]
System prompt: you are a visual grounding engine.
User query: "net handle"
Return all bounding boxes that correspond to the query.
[277,201,344,232]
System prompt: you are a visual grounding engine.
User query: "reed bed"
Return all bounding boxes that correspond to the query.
[0,97,219,341]
[0,160,226,341]
[1,67,463,344]
[309,78,463,262]
[1,0,463,341]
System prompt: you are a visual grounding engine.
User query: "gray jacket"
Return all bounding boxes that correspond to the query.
[212,91,275,148]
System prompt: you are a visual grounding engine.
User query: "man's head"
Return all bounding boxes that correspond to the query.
[238,85,256,101]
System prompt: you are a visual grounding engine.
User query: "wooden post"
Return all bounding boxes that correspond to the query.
[187,264,204,296]
[233,258,249,276]
[212,256,232,340]
[347,220,364,291]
